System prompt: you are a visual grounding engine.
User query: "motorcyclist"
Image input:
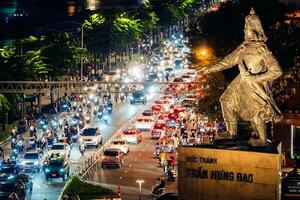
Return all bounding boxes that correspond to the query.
[15,179,26,200]
[8,192,19,200]
[152,178,165,195]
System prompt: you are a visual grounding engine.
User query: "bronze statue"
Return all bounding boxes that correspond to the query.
[201,8,283,146]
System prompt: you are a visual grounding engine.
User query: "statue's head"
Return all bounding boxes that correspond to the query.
[244,8,267,42]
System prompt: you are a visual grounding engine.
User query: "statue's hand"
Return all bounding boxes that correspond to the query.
[242,73,256,82]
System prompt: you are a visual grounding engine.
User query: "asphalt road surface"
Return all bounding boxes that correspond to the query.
[84,130,178,200]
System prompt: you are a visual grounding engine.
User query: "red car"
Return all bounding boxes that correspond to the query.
[151,104,163,113]
[168,112,178,120]
[173,107,186,114]
[151,123,166,139]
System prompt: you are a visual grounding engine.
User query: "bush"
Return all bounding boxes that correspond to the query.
[63,176,116,199]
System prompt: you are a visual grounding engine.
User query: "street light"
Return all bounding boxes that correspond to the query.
[65,21,84,80]
[136,179,144,200]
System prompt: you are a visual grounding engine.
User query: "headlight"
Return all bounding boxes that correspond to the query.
[130,96,134,100]
[21,161,25,165]
[45,168,50,172]
[140,97,144,100]
[60,152,65,155]
[8,175,14,180]
[79,138,83,143]
[59,169,64,172]
[34,161,39,165]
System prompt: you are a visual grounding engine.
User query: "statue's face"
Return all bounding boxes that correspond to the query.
[244,20,254,41]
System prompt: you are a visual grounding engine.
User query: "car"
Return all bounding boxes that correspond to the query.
[173,107,187,115]
[135,116,155,131]
[0,164,21,176]
[78,128,102,147]
[20,150,44,172]
[48,143,71,157]
[110,139,129,154]
[101,148,124,168]
[168,112,179,120]
[153,99,170,111]
[173,60,184,69]
[181,99,197,108]
[151,104,163,113]
[130,90,147,104]
[0,173,33,199]
[162,94,176,105]
[121,128,142,144]
[142,109,155,117]
[166,119,177,128]
[151,123,166,139]
[44,153,70,181]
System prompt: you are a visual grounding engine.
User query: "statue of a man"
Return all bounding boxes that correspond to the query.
[201,8,283,146]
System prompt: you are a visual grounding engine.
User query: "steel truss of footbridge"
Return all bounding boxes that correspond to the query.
[0,81,201,94]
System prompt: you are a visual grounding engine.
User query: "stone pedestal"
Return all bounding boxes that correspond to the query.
[178,146,281,200]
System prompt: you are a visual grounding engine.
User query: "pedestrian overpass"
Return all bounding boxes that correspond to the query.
[0,81,201,94]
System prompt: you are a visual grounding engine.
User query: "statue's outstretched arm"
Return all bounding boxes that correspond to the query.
[204,44,244,74]
[253,46,283,82]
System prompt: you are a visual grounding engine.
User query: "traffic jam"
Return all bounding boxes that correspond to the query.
[0,33,216,199]
[97,36,215,199]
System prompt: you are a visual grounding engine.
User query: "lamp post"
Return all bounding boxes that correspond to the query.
[136,179,144,200]
[65,21,84,80]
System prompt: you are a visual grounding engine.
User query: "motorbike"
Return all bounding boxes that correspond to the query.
[50,120,59,131]
[151,186,165,199]
[103,114,109,124]
[29,139,36,149]
[154,147,161,158]
[79,144,86,156]
[72,118,79,128]
[17,138,25,152]
[58,119,64,129]
[10,149,19,162]
[72,102,77,111]
[97,110,103,119]
[39,118,48,130]
[11,138,17,149]
[166,170,176,182]
[78,119,85,129]
[85,115,91,124]
[105,104,113,114]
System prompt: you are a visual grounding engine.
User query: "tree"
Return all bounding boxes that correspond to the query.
[42,33,87,79]
[111,13,143,52]
[0,44,49,81]
[0,93,13,130]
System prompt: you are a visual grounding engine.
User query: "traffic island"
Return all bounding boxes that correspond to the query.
[62,176,117,199]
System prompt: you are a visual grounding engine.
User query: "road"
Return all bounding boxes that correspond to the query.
[84,130,178,200]
[1,99,152,200]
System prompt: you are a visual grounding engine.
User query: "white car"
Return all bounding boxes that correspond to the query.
[135,116,155,131]
[78,127,102,147]
[162,94,176,105]
[20,150,44,172]
[48,143,71,157]
[110,139,129,154]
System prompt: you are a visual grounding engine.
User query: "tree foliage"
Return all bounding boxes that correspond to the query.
[0,44,49,80]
